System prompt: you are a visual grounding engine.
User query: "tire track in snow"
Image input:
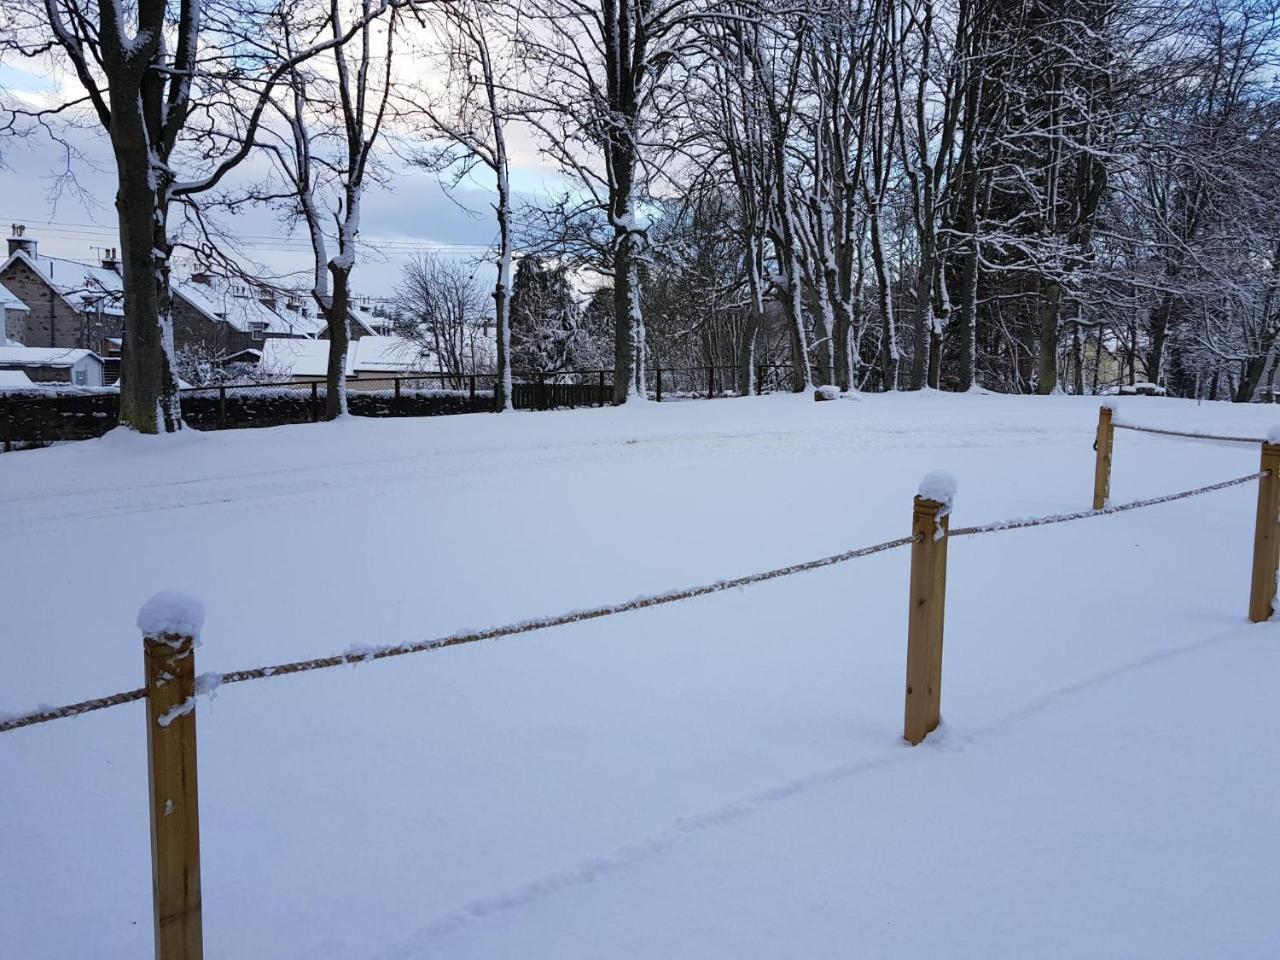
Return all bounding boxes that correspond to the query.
[0,423,1057,536]
[372,620,1261,957]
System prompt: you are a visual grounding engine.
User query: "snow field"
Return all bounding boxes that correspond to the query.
[2,392,1278,958]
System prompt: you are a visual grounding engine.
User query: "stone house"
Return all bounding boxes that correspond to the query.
[0,226,377,367]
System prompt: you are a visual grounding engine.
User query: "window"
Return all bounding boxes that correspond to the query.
[249,322,266,342]
[73,369,86,385]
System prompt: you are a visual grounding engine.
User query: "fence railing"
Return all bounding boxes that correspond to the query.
[5,403,1275,959]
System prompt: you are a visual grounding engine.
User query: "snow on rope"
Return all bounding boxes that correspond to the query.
[949,471,1265,538]
[1111,421,1266,445]
[0,468,1266,735]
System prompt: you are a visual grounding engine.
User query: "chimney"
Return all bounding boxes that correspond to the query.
[190,269,212,285]
[100,247,119,272]
[7,224,37,258]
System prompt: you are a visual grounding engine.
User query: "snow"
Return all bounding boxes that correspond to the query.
[136,589,206,640]
[917,469,958,509]
[0,345,100,366]
[2,392,1279,958]
[1267,424,1280,446]
[814,384,841,401]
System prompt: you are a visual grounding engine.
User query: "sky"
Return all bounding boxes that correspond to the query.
[0,60,559,302]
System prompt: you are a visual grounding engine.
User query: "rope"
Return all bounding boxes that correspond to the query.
[0,534,913,734]
[1113,422,1263,445]
[1,469,1265,735]
[950,471,1265,538]
[0,688,145,734]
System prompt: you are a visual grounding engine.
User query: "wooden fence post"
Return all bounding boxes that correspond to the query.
[310,381,319,422]
[904,475,954,746]
[655,366,663,402]
[1092,404,1115,510]
[707,366,715,400]
[217,386,226,430]
[1249,437,1280,622]
[139,592,205,960]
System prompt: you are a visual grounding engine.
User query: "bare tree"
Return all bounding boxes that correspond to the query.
[0,0,410,431]
[393,252,492,383]
[403,0,517,409]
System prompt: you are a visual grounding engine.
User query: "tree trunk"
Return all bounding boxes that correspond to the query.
[869,209,898,390]
[112,114,181,433]
[1035,280,1062,394]
[612,230,645,403]
[1146,291,1174,384]
[494,180,513,411]
[325,267,352,420]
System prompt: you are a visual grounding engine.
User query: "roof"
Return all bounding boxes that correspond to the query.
[348,301,385,336]
[0,346,101,367]
[258,335,451,378]
[175,276,327,337]
[0,369,33,387]
[258,337,355,379]
[0,250,124,316]
[0,279,29,312]
[350,336,439,374]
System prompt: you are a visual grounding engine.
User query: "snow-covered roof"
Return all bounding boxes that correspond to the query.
[258,337,355,379]
[258,335,450,378]
[0,369,34,387]
[348,301,387,336]
[175,276,327,337]
[351,336,440,374]
[1,250,124,316]
[0,279,29,312]
[0,346,101,367]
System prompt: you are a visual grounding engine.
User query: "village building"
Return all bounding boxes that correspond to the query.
[0,346,106,386]
[0,226,380,377]
[258,335,442,387]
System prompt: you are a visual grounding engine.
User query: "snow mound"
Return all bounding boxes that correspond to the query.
[814,385,841,402]
[137,590,206,640]
[917,470,958,510]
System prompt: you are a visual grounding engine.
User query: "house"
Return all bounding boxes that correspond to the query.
[258,335,444,387]
[0,346,105,386]
[0,226,380,363]
[0,278,30,342]
[0,226,125,351]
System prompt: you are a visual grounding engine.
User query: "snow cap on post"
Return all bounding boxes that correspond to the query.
[137,590,206,642]
[1267,424,1280,446]
[1099,398,1120,414]
[917,470,958,516]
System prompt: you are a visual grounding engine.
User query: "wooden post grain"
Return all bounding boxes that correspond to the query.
[143,630,204,960]
[904,496,950,745]
[1092,405,1114,510]
[1248,440,1280,622]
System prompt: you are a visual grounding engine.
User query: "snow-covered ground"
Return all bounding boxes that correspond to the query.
[2,392,1278,958]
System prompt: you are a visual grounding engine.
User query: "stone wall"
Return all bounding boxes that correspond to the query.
[0,385,496,442]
